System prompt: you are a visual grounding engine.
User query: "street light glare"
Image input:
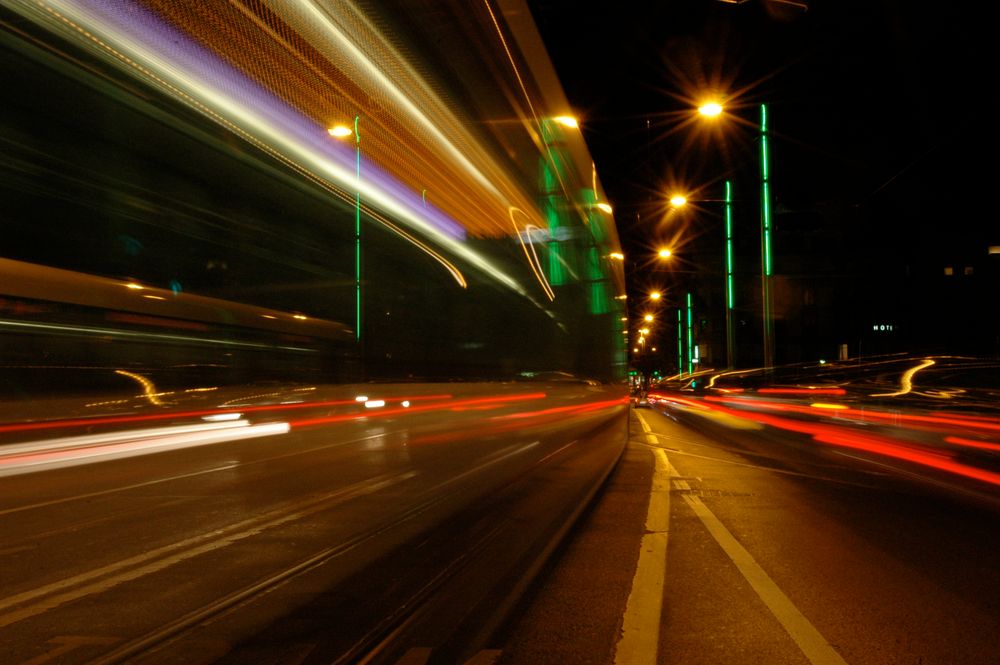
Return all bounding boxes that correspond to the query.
[597,202,613,213]
[327,125,353,138]
[644,313,654,322]
[553,115,579,128]
[658,248,672,259]
[649,291,661,300]
[609,252,625,260]
[698,102,724,117]
[669,195,687,207]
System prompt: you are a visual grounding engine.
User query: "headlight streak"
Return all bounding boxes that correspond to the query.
[24,0,535,299]
[757,387,846,395]
[114,369,164,406]
[0,319,314,353]
[288,0,507,201]
[0,420,290,477]
[701,395,1000,433]
[944,436,1000,453]
[652,392,1000,488]
[509,207,554,301]
[0,393,456,436]
[870,358,936,397]
[490,397,628,421]
[481,0,592,232]
[289,392,548,429]
[360,205,467,287]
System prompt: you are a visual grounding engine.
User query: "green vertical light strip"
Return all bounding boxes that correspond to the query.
[354,114,361,341]
[760,104,772,277]
[725,179,735,369]
[725,180,734,309]
[686,292,693,375]
[759,103,774,370]
[677,308,683,377]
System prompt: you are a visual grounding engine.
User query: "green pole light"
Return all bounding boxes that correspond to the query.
[686,292,693,376]
[355,114,362,341]
[725,179,735,368]
[677,308,683,377]
[725,180,734,308]
[759,103,774,370]
[760,105,772,278]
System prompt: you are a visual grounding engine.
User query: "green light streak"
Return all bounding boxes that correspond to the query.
[686,292,693,376]
[760,104,772,277]
[355,114,361,341]
[677,308,683,377]
[725,179,734,309]
[759,103,775,370]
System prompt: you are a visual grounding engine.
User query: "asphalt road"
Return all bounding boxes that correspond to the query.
[7,390,1000,665]
[498,405,1000,665]
[0,383,626,665]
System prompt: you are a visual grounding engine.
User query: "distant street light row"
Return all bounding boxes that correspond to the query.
[641,98,777,372]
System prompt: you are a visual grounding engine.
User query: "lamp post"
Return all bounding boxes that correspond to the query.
[667,186,734,369]
[759,103,775,372]
[694,99,776,370]
[724,179,735,369]
[686,291,694,375]
[328,117,363,344]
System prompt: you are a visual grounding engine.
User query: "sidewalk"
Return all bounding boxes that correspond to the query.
[496,411,654,664]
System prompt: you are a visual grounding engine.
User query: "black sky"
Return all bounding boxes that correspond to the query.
[527,0,997,282]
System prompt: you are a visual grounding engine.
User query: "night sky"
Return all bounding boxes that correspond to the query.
[527,0,996,282]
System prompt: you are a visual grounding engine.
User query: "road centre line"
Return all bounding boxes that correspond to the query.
[613,412,670,665]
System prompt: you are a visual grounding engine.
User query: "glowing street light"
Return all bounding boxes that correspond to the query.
[327,124,353,138]
[553,115,579,129]
[688,98,775,370]
[649,291,662,301]
[597,202,613,214]
[657,248,672,259]
[698,102,724,117]
[643,313,654,322]
[609,252,625,261]
[330,116,363,342]
[669,194,688,207]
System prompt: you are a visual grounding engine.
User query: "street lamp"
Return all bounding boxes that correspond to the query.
[698,102,723,118]
[692,99,775,371]
[759,103,775,372]
[329,116,363,343]
[657,248,672,259]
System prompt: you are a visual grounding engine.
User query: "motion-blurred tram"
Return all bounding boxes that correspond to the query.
[0,0,627,398]
[0,3,629,661]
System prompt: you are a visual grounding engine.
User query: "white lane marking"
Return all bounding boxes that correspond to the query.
[613,412,670,665]
[671,462,848,665]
